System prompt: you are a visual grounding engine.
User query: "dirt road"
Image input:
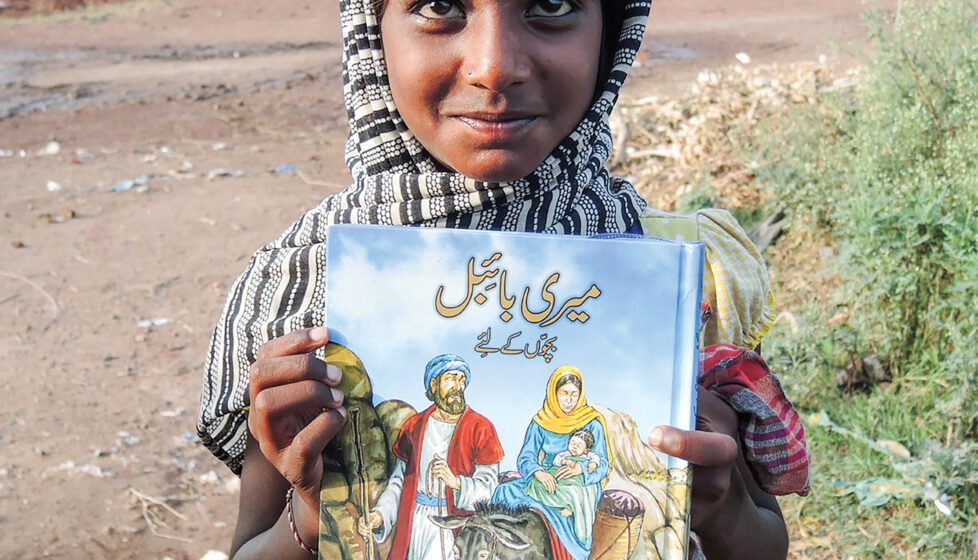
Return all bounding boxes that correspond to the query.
[0,1,893,558]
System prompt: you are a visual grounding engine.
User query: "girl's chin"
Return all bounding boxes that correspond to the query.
[438,151,547,183]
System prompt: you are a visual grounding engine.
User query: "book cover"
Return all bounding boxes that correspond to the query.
[318,224,703,560]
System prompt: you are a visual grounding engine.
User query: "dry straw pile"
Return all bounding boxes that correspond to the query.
[611,60,859,211]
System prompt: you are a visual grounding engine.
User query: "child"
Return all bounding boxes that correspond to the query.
[523,428,601,546]
[196,1,809,559]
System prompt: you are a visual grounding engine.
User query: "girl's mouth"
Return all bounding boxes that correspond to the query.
[453,114,539,143]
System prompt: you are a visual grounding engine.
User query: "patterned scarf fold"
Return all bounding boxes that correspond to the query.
[700,344,811,496]
[198,0,654,473]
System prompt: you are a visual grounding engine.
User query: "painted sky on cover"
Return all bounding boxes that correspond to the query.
[327,225,699,470]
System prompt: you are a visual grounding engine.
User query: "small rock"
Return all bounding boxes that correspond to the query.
[212,142,229,151]
[11,241,24,249]
[46,180,63,192]
[862,354,890,382]
[735,52,752,65]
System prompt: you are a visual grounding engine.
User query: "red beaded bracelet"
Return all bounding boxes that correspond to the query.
[286,487,318,556]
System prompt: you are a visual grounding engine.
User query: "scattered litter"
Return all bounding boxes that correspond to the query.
[109,174,150,193]
[180,432,197,442]
[136,317,170,328]
[0,149,13,157]
[934,498,952,516]
[221,477,240,495]
[735,52,752,65]
[46,461,115,478]
[39,141,61,156]
[19,149,26,158]
[198,471,220,485]
[159,146,171,154]
[212,142,229,151]
[833,477,921,507]
[117,431,141,446]
[206,168,244,180]
[270,164,297,174]
[38,208,76,224]
[158,407,185,418]
[199,551,229,560]
[11,241,25,248]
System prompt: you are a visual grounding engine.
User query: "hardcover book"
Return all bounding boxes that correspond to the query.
[319,224,703,560]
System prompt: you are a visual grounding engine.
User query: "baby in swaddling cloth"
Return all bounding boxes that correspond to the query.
[525,427,601,531]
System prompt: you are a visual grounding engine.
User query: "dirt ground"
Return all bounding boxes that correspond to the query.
[0,1,894,558]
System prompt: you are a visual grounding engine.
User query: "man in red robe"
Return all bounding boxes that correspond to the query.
[359,354,504,560]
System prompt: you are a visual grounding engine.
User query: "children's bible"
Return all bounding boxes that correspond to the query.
[319,224,702,560]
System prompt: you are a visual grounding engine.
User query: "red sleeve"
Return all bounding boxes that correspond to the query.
[471,414,504,465]
[391,414,420,463]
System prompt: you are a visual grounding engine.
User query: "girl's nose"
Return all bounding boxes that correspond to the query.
[462,13,531,92]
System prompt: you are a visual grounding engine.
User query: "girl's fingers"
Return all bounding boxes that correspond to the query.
[256,327,329,360]
[250,353,342,396]
[249,381,345,448]
[284,407,347,493]
[648,425,738,468]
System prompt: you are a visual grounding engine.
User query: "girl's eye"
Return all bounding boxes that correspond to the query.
[415,0,464,19]
[526,0,576,17]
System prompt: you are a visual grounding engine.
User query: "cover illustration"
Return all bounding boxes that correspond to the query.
[319,224,703,560]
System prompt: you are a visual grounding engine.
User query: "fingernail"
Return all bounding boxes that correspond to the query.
[649,427,664,448]
[310,327,328,342]
[330,387,344,404]
[326,364,342,383]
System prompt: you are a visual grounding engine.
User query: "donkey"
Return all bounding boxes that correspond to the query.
[429,501,554,560]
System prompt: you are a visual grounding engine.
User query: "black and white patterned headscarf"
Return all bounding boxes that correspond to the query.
[198,0,652,473]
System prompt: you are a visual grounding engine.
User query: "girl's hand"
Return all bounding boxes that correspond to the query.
[247,327,347,508]
[648,390,788,560]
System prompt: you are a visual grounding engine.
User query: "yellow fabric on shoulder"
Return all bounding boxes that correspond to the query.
[639,207,775,349]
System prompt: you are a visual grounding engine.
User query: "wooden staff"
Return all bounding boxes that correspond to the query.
[350,407,375,560]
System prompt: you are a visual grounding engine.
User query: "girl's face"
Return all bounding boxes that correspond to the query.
[381,0,604,182]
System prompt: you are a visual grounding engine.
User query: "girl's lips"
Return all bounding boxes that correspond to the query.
[453,115,539,143]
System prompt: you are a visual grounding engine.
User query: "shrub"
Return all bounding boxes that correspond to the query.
[754,0,978,554]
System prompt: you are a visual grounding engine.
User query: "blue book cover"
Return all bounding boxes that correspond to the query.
[319,224,703,560]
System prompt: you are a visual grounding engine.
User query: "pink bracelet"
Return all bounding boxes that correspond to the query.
[286,487,318,556]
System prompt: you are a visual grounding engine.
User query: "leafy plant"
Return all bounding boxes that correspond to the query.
[753,1,978,556]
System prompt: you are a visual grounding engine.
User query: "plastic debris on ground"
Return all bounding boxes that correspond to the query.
[44,461,115,478]
[109,174,150,192]
[206,168,244,179]
[136,317,170,328]
[46,180,63,192]
[270,164,297,174]
[39,141,61,156]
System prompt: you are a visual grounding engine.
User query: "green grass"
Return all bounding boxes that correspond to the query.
[750,1,978,556]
